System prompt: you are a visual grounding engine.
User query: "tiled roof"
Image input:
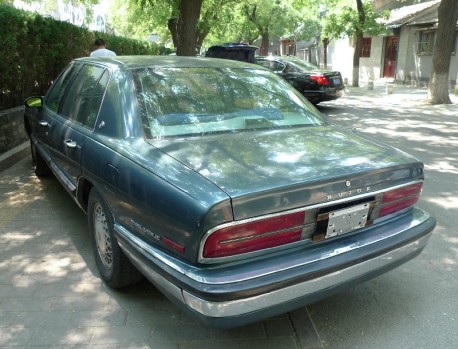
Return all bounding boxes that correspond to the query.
[385,0,440,27]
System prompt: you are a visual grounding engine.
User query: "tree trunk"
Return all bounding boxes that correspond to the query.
[176,0,203,56]
[426,0,458,104]
[167,17,179,49]
[322,37,329,69]
[260,30,269,56]
[352,0,366,87]
[352,33,363,87]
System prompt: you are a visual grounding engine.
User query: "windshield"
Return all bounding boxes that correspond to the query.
[133,67,326,138]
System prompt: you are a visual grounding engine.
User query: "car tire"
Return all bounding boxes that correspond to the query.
[88,188,143,288]
[30,137,51,177]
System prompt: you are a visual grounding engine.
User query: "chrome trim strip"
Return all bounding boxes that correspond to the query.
[115,223,191,276]
[184,233,431,318]
[198,180,423,263]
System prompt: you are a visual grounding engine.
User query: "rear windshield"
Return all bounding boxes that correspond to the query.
[133,67,326,139]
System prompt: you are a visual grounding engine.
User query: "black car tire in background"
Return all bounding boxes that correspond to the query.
[30,137,51,177]
[88,188,143,288]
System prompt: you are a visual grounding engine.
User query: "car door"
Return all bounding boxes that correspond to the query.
[47,64,110,194]
[33,63,82,163]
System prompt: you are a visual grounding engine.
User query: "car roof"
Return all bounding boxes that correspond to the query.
[74,55,262,70]
[207,43,258,51]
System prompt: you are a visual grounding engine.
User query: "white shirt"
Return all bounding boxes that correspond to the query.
[90,48,116,57]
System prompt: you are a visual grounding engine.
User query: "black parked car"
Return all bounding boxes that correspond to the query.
[255,56,345,104]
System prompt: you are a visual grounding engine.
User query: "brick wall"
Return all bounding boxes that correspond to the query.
[0,106,28,154]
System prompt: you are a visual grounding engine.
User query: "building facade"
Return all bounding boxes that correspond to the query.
[327,0,457,85]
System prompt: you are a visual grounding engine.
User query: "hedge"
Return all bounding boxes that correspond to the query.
[0,4,171,111]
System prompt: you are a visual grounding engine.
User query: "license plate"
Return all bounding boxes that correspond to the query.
[333,78,341,85]
[325,203,369,239]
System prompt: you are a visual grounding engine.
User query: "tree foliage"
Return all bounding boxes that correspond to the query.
[128,0,243,55]
[119,0,323,55]
[5,0,101,23]
[237,0,319,55]
[323,1,388,39]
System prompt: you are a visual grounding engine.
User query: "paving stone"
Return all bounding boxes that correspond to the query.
[0,284,37,298]
[0,311,18,327]
[90,325,152,345]
[179,340,239,349]
[31,327,94,346]
[0,327,35,347]
[210,322,266,340]
[151,324,210,343]
[69,310,128,327]
[126,307,182,326]
[264,317,296,338]
[49,295,109,311]
[237,337,300,349]
[0,297,53,312]
[12,310,72,327]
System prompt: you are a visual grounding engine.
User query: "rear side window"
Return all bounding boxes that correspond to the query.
[256,60,285,73]
[60,64,108,128]
[45,63,81,112]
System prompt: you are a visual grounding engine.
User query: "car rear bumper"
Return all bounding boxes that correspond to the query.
[304,87,344,103]
[115,207,435,328]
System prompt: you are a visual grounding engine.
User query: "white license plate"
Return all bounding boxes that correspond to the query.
[333,78,341,85]
[325,203,369,239]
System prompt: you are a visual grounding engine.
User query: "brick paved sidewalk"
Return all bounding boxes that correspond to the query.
[0,158,322,349]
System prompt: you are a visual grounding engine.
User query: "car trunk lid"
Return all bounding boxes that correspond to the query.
[149,125,423,220]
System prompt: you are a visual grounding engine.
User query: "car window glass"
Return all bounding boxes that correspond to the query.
[82,70,110,129]
[60,65,106,124]
[256,60,285,73]
[44,63,81,112]
[288,60,318,72]
[283,62,300,74]
[133,67,326,139]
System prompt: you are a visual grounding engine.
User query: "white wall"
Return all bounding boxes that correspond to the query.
[327,36,384,83]
[359,36,384,81]
[396,26,458,86]
[327,38,354,82]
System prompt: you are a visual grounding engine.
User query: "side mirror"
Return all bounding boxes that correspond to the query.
[25,96,43,108]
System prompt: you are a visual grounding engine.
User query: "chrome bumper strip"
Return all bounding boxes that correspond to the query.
[182,233,431,317]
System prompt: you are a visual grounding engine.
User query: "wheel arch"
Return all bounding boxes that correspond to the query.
[77,177,94,214]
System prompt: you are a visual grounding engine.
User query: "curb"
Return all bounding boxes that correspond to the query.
[0,141,30,173]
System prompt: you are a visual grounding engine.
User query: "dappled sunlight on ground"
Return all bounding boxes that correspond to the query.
[320,84,458,272]
[425,195,458,210]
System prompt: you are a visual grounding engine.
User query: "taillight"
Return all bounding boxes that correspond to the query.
[310,74,330,86]
[379,182,423,217]
[203,211,309,259]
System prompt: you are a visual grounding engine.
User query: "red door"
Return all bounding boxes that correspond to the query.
[383,36,398,78]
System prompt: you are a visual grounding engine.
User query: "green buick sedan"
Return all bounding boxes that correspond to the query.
[24,56,435,328]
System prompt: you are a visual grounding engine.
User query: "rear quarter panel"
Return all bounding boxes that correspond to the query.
[80,136,232,263]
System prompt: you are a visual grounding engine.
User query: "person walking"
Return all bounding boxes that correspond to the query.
[90,38,116,57]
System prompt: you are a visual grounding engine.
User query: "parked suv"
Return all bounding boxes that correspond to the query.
[205,43,258,63]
